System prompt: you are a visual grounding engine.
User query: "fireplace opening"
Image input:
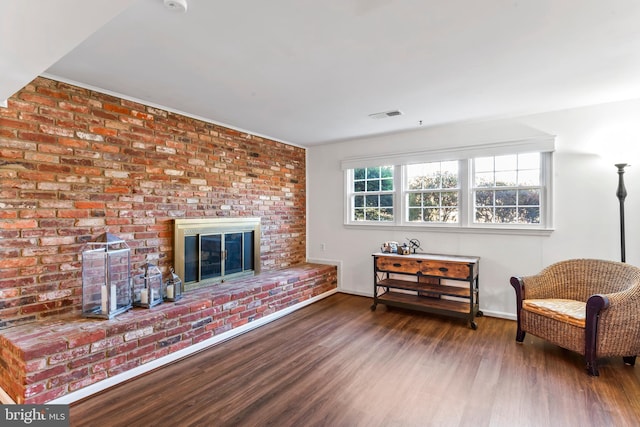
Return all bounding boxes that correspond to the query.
[174,218,261,291]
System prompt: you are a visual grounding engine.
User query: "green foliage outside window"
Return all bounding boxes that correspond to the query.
[473,154,541,224]
[353,166,394,221]
[406,161,459,223]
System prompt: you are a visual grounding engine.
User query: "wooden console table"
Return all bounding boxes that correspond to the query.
[371,252,482,329]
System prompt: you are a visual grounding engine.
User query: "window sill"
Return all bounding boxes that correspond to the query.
[343,223,554,236]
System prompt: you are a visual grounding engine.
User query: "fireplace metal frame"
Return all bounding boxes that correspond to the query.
[174,217,261,291]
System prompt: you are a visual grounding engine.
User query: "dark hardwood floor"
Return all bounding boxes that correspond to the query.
[70,293,640,427]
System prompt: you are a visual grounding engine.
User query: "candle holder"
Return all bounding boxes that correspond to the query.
[164,268,183,302]
[81,232,133,319]
[133,262,164,308]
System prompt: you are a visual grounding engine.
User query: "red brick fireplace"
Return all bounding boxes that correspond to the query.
[0,76,307,326]
[0,77,337,404]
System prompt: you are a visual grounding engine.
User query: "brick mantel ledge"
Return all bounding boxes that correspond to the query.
[0,263,338,404]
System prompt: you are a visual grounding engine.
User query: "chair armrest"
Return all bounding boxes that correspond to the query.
[510,273,559,300]
[600,285,640,307]
[510,276,527,342]
[586,294,610,318]
[592,286,640,326]
[585,294,610,371]
[510,276,525,310]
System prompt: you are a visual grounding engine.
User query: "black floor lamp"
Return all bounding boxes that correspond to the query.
[615,163,628,263]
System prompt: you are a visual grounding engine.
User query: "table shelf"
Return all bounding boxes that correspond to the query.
[372,252,481,329]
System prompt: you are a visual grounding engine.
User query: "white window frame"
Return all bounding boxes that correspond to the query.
[342,138,555,235]
[403,160,462,225]
[349,166,397,223]
[468,153,552,229]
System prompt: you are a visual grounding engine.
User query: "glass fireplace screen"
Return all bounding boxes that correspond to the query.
[184,231,254,283]
[174,218,261,291]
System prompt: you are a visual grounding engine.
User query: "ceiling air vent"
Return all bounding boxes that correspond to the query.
[368,110,403,119]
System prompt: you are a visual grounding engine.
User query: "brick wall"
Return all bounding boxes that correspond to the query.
[0,77,307,329]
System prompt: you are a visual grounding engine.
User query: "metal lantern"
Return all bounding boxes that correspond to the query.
[164,267,183,302]
[133,262,163,308]
[82,232,133,319]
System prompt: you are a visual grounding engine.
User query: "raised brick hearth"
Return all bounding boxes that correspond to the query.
[0,263,337,404]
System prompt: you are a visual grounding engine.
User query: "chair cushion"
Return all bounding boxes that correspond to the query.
[522,299,586,328]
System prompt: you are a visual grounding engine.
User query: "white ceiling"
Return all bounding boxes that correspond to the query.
[6,0,640,146]
[0,0,135,105]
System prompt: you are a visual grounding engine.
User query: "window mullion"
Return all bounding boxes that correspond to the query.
[396,165,404,225]
[542,151,553,228]
[459,159,470,227]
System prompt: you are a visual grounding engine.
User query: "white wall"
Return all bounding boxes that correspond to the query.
[307,99,640,319]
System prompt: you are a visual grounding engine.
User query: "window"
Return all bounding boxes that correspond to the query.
[343,138,554,232]
[473,153,542,224]
[406,161,459,223]
[351,166,394,221]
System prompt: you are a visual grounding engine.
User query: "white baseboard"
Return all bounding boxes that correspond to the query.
[41,288,337,405]
[480,309,516,321]
[337,289,517,321]
[0,386,15,404]
[336,288,371,298]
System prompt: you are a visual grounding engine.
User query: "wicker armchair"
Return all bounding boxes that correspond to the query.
[510,259,640,376]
